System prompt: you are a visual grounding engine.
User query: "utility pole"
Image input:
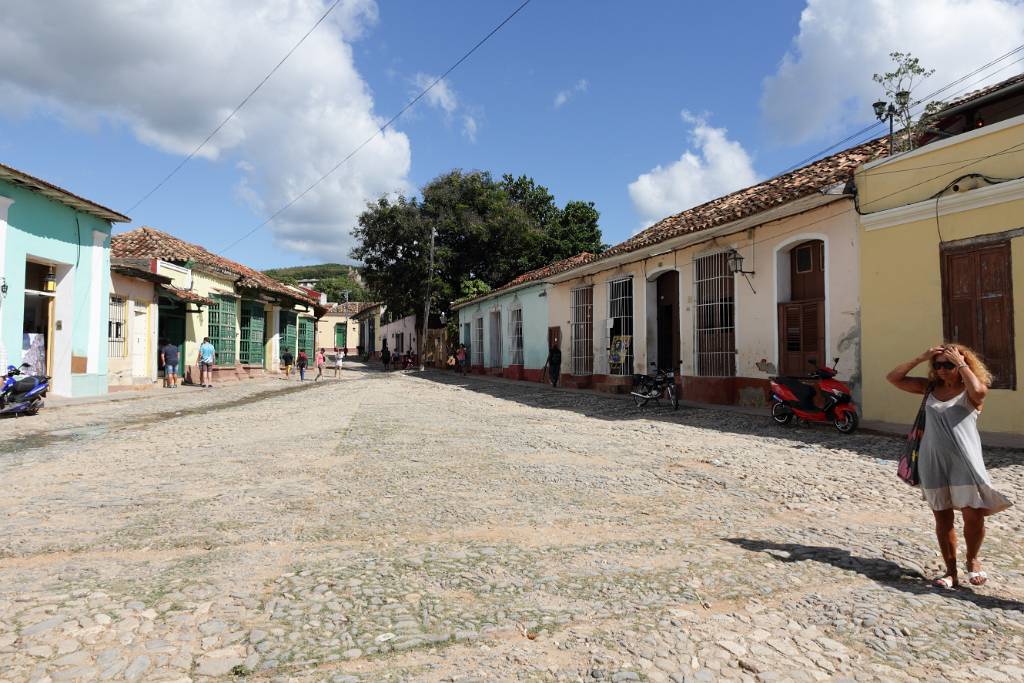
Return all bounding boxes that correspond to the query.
[419,225,436,372]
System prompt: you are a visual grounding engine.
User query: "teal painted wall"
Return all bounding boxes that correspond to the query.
[457,284,549,368]
[0,179,113,397]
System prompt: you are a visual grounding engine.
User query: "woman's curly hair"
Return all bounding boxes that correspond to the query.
[929,343,993,387]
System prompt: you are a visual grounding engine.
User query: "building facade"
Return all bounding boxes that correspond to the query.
[107,260,171,388]
[0,163,130,397]
[112,227,322,385]
[316,302,361,354]
[856,112,1024,436]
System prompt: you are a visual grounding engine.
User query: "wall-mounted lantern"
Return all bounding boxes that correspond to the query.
[726,249,754,276]
[44,267,57,293]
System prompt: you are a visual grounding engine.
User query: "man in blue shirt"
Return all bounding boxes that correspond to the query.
[197,336,216,388]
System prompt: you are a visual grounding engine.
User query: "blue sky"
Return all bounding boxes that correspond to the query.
[1,1,1021,270]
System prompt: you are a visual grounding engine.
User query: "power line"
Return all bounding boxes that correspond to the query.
[218,0,534,256]
[127,0,348,213]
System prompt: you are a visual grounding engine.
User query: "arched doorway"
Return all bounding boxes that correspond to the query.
[655,270,680,371]
[778,239,825,376]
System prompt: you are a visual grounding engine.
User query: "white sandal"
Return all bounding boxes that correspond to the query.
[932,576,958,589]
[967,570,988,586]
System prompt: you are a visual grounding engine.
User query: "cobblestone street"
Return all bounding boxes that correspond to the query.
[1,365,1023,683]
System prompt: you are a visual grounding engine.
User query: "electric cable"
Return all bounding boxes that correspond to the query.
[127,0,350,213]
[218,0,533,256]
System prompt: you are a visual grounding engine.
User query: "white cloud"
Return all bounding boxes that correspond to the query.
[414,73,458,116]
[413,72,480,143]
[761,0,1024,145]
[554,79,588,109]
[0,0,411,261]
[462,115,479,143]
[628,112,758,228]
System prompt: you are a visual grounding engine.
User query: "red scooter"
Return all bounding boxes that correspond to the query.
[769,358,859,433]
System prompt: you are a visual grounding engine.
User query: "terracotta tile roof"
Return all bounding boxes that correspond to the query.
[0,162,131,223]
[159,285,214,306]
[110,259,172,285]
[352,302,383,319]
[939,72,1024,111]
[455,252,595,308]
[325,302,364,316]
[111,227,317,305]
[597,136,890,262]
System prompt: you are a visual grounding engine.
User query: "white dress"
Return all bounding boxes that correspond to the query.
[918,390,1012,514]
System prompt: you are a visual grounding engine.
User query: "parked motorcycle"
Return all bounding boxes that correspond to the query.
[769,358,858,433]
[631,362,679,409]
[1,363,49,417]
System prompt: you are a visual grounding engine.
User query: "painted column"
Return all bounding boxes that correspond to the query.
[0,196,13,371]
[86,229,105,375]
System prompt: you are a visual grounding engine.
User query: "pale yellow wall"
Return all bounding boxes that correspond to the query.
[108,273,158,386]
[861,201,1024,434]
[856,115,1024,212]
[316,312,359,352]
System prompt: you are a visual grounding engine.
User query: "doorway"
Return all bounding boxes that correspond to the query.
[23,260,56,376]
[778,240,825,376]
[655,271,680,372]
[132,302,148,378]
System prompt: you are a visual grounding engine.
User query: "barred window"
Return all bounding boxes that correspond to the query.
[510,307,524,365]
[298,317,314,361]
[207,295,237,366]
[473,317,484,367]
[108,296,127,358]
[608,278,633,376]
[571,286,594,376]
[694,252,736,377]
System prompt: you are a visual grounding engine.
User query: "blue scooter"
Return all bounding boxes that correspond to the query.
[1,363,49,417]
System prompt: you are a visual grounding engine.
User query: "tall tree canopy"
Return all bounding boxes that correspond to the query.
[351,170,605,320]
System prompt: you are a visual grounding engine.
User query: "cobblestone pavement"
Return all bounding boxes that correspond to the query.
[1,366,1023,683]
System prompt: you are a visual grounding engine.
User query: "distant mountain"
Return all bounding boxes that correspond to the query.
[263,263,362,283]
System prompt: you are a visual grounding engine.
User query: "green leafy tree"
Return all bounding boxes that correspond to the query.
[873,51,942,153]
[352,169,605,322]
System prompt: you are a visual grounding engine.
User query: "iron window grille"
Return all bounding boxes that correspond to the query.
[694,252,736,377]
[488,311,503,368]
[509,307,524,365]
[207,295,237,366]
[239,301,265,366]
[473,317,484,367]
[279,311,297,358]
[608,278,634,376]
[570,286,594,376]
[108,296,127,358]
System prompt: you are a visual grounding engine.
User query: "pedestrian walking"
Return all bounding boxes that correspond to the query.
[159,339,179,388]
[456,343,467,376]
[381,340,390,371]
[314,348,326,382]
[886,343,1012,589]
[546,340,562,388]
[197,336,216,388]
[281,349,294,379]
[297,349,308,381]
[335,347,344,378]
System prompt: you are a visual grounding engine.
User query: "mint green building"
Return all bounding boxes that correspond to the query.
[0,163,131,397]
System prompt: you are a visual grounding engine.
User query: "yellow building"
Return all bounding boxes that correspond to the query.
[856,89,1024,436]
[107,259,169,388]
[316,302,361,354]
[112,227,323,384]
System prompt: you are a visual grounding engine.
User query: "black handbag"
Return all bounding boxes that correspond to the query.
[897,385,932,486]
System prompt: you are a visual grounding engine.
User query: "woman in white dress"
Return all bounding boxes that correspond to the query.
[887,344,1012,589]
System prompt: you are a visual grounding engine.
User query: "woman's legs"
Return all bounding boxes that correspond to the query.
[962,507,987,584]
[933,508,958,585]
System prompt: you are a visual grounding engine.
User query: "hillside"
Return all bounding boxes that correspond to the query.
[263,263,361,282]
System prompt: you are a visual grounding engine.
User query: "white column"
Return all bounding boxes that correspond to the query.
[86,229,106,374]
[0,196,13,371]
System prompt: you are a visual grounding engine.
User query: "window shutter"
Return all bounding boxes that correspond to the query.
[943,242,1015,390]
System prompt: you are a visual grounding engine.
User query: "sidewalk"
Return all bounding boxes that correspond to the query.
[423,368,1024,450]
[43,376,287,410]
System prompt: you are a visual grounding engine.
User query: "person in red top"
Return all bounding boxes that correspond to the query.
[314,348,326,382]
[455,343,467,376]
[297,350,308,381]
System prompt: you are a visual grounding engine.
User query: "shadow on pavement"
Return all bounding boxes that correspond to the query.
[418,370,1023,469]
[725,537,1024,613]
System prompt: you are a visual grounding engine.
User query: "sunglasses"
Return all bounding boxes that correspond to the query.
[932,360,956,370]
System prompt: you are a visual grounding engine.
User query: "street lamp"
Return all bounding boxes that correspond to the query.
[726,249,753,276]
[873,90,909,156]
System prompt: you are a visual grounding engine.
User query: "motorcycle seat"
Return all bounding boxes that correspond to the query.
[774,377,818,409]
[13,377,40,393]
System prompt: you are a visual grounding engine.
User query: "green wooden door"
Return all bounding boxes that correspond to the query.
[335,323,347,349]
[208,295,237,366]
[279,311,297,358]
[240,301,266,365]
[298,317,314,360]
